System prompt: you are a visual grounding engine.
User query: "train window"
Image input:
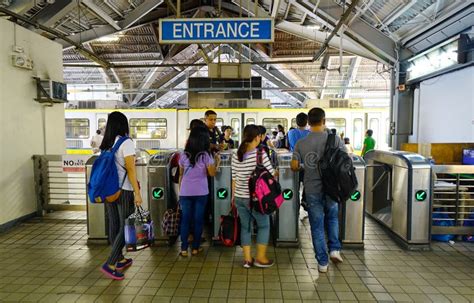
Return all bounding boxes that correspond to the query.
[129,118,167,139]
[262,118,288,134]
[326,118,346,136]
[65,119,90,139]
[291,118,297,128]
[97,118,106,131]
[353,118,363,150]
[246,118,255,125]
[231,118,240,143]
[369,118,379,147]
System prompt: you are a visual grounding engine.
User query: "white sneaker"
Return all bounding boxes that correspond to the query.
[318,264,328,273]
[330,251,343,263]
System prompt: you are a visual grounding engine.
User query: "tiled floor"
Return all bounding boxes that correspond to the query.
[0,211,472,302]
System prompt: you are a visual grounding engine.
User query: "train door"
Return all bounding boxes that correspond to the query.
[366,112,382,150]
[350,112,365,151]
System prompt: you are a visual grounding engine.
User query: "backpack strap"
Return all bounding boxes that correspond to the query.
[324,132,336,155]
[111,136,130,154]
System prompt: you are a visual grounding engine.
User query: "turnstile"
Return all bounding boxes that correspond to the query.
[148,151,177,240]
[365,150,432,249]
[85,156,106,243]
[341,155,365,248]
[85,149,150,243]
[274,152,299,247]
[212,151,233,241]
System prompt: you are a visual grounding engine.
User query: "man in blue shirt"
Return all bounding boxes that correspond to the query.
[287,112,310,151]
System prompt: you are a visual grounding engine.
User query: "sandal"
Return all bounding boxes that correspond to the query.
[191,247,204,255]
[179,250,188,257]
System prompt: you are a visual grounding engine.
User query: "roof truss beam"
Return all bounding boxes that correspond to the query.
[81,0,121,30]
[60,0,164,48]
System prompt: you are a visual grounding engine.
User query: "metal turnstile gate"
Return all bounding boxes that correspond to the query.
[147,151,176,241]
[274,152,299,247]
[365,150,432,249]
[212,151,232,241]
[85,149,150,243]
[341,155,365,248]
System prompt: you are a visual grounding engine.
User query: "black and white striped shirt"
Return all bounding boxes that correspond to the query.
[231,149,275,198]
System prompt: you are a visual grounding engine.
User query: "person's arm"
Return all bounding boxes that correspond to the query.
[205,153,218,177]
[290,143,302,172]
[124,155,142,206]
[178,166,184,194]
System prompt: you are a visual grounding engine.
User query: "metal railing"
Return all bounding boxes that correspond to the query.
[33,155,88,213]
[432,165,474,235]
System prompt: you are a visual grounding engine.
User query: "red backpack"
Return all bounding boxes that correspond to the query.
[248,149,284,214]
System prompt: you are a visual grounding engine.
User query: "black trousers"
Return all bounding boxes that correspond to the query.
[105,190,135,265]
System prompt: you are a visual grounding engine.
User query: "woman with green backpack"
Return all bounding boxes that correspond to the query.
[99,111,142,280]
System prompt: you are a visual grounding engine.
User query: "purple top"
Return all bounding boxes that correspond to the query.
[179,152,214,196]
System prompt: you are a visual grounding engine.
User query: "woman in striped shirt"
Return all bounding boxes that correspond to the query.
[231,125,275,268]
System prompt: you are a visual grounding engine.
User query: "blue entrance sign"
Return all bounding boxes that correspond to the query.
[159,18,274,44]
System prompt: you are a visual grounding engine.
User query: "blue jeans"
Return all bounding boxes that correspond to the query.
[305,193,341,266]
[179,195,208,251]
[235,197,270,246]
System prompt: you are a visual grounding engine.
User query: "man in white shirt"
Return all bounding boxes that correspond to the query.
[91,129,104,154]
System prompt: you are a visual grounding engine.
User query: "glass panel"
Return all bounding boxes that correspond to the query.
[97,118,106,131]
[386,118,390,145]
[231,118,240,144]
[129,118,167,139]
[353,118,363,150]
[65,119,90,139]
[262,118,288,134]
[246,118,255,125]
[326,118,346,137]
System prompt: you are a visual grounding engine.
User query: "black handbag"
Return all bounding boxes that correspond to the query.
[219,199,241,247]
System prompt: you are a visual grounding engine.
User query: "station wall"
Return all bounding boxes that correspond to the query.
[0,19,65,227]
[411,66,474,143]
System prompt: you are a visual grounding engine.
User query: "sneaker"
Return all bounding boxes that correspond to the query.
[330,251,343,263]
[100,264,124,280]
[318,264,328,273]
[116,258,133,271]
[243,259,254,269]
[254,259,274,268]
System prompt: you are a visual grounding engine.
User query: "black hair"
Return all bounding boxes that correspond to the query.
[295,112,308,127]
[205,110,217,117]
[308,107,325,126]
[96,129,101,135]
[258,125,266,135]
[344,137,350,144]
[221,125,232,133]
[331,128,337,135]
[184,126,211,166]
[189,119,206,130]
[277,124,285,134]
[100,111,129,150]
[237,125,260,162]
[367,129,373,137]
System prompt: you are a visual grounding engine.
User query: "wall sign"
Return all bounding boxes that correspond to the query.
[159,18,274,44]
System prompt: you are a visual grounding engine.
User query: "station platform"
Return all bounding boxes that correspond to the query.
[0,211,472,303]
